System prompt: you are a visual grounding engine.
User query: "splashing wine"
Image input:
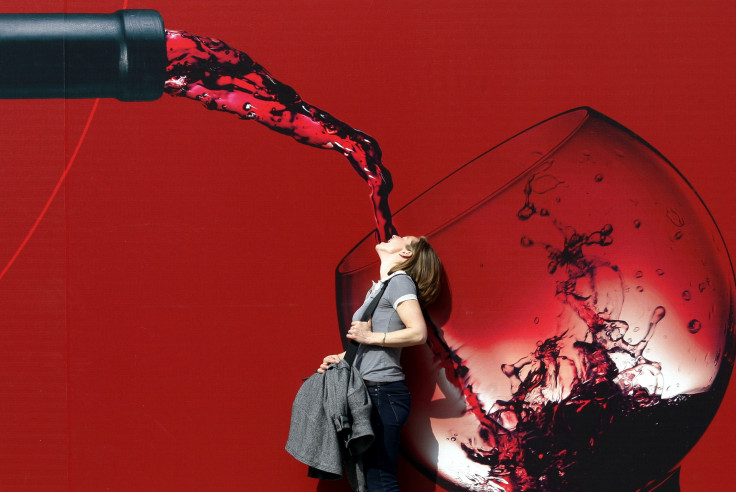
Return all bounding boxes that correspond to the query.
[164,30,396,240]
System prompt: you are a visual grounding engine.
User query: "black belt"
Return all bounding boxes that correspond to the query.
[364,380,403,387]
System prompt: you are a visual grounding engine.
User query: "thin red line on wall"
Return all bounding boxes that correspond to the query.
[0,98,101,282]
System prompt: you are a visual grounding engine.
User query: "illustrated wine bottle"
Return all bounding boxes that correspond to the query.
[0,10,166,101]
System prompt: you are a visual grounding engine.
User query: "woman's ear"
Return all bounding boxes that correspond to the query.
[399,249,414,259]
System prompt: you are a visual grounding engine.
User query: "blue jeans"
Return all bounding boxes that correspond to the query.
[364,380,411,492]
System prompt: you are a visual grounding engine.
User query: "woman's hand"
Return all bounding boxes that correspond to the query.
[346,320,375,345]
[317,353,342,374]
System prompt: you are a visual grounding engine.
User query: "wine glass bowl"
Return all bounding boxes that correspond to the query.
[336,108,735,491]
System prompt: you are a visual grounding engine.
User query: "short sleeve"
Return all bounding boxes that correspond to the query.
[385,274,418,310]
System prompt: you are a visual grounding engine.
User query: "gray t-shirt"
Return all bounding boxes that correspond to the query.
[352,271,418,382]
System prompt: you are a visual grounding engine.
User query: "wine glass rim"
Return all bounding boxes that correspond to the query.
[336,107,595,276]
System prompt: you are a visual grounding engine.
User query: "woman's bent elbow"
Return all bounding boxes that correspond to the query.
[415,332,428,345]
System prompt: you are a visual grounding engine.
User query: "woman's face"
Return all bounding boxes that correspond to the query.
[376,235,418,256]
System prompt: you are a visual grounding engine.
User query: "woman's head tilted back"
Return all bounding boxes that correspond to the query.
[388,236,442,307]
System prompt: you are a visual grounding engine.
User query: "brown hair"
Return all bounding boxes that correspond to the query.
[389,236,442,306]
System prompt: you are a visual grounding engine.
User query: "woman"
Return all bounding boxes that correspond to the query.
[318,234,442,491]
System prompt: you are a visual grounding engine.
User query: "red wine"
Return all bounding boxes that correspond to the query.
[164,30,396,240]
[424,221,672,490]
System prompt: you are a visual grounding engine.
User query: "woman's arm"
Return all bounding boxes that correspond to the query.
[346,299,427,348]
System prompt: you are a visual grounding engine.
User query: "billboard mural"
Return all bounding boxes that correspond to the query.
[0,1,734,490]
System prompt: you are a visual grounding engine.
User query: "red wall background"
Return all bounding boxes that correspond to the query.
[0,0,733,490]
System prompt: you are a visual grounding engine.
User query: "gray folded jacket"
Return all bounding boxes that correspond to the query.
[285,359,374,491]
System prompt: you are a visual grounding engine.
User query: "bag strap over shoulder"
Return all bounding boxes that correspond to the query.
[343,276,394,367]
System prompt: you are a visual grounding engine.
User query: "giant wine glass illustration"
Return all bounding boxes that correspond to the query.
[337,109,735,491]
[1,10,733,492]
